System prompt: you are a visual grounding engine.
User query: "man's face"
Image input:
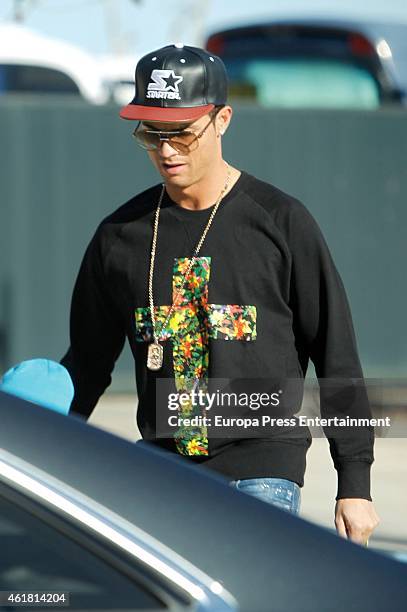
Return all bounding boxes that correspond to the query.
[140,107,230,189]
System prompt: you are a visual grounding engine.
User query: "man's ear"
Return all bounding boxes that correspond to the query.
[217,105,233,136]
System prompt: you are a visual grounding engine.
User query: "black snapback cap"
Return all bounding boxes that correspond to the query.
[119,43,228,122]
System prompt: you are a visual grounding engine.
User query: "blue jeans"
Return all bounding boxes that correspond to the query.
[229,477,301,515]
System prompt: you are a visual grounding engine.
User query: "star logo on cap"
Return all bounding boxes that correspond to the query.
[162,70,183,92]
[147,69,183,93]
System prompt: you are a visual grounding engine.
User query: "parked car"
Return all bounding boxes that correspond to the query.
[0,24,108,104]
[1,391,407,611]
[205,17,407,109]
[98,53,139,106]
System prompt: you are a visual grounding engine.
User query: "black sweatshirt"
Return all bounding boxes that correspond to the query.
[61,171,374,500]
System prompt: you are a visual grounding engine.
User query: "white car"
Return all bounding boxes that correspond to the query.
[0,23,109,104]
[97,53,138,106]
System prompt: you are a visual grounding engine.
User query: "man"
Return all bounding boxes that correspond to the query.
[61,44,379,544]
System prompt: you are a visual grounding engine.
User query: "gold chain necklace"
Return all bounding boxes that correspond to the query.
[147,164,231,370]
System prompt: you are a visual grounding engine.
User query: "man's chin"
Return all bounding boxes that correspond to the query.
[162,173,190,188]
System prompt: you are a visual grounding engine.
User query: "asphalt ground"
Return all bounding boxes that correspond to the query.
[89,393,407,554]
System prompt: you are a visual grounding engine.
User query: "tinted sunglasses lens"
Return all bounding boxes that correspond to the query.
[133,128,198,153]
[171,132,197,153]
[133,129,159,150]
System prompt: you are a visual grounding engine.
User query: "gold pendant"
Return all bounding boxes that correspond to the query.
[147,342,163,370]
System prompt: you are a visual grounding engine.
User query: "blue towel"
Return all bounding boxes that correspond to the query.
[0,359,73,415]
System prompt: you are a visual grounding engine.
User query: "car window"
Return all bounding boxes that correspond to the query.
[0,64,80,95]
[0,495,167,609]
[227,57,380,109]
[207,25,389,109]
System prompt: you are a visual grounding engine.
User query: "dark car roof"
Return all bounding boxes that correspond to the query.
[208,15,407,94]
[1,391,407,612]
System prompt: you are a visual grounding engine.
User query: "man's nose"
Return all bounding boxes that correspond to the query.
[159,139,178,157]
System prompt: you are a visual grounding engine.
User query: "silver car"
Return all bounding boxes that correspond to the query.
[1,391,407,611]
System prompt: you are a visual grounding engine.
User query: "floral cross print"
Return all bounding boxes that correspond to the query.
[135,257,257,456]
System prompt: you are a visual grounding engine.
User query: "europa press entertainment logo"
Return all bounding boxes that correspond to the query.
[146,69,184,100]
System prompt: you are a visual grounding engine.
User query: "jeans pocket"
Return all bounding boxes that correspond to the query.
[268,481,298,512]
[232,478,301,514]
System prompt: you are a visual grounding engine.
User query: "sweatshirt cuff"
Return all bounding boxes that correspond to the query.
[335,461,372,501]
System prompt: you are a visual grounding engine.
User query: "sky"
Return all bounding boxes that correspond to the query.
[1,0,407,57]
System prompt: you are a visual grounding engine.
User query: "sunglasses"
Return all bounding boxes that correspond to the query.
[132,109,221,154]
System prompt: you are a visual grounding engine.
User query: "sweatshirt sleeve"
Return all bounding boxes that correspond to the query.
[282,199,374,501]
[60,227,126,419]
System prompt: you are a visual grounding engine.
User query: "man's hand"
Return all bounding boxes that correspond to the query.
[335,499,380,545]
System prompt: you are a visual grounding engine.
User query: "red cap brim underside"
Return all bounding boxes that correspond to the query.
[119,103,215,122]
